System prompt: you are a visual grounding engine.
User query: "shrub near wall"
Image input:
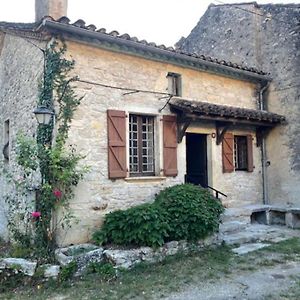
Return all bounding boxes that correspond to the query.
[155,184,224,242]
[92,184,224,247]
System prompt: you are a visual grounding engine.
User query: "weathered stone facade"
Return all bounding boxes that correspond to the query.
[0,15,281,245]
[0,33,45,239]
[57,41,263,244]
[177,3,300,206]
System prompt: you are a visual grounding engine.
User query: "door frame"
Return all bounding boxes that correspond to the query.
[185,132,208,187]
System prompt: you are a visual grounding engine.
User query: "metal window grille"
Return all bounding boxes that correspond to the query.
[129,114,154,176]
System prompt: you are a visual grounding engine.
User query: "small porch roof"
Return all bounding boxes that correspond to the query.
[169,98,286,126]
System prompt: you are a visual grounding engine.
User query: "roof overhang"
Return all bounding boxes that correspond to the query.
[169,98,286,144]
[39,19,272,85]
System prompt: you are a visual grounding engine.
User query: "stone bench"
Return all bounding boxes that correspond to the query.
[250,205,300,229]
[268,207,287,225]
[250,205,270,224]
[286,208,300,229]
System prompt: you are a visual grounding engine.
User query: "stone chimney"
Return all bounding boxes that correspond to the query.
[35,0,68,21]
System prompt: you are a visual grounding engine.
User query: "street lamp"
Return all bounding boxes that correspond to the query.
[33,106,54,125]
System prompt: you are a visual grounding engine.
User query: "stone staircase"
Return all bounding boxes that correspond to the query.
[219,205,300,254]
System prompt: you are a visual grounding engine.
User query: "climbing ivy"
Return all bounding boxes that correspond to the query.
[2,40,87,260]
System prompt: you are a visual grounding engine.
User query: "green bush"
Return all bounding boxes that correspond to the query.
[58,261,77,282]
[92,203,170,247]
[92,184,224,247]
[155,184,224,241]
[87,262,116,280]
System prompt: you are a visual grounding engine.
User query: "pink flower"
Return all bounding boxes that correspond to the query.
[31,211,41,218]
[53,188,62,199]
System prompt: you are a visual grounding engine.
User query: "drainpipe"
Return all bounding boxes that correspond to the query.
[259,81,270,205]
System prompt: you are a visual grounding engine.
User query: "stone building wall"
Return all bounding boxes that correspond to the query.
[177,3,300,206]
[0,33,45,239]
[56,41,262,245]
[0,31,265,245]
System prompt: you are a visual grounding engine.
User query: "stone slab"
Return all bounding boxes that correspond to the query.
[232,243,271,255]
[0,258,37,276]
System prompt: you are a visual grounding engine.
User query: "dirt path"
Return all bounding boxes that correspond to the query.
[164,261,300,300]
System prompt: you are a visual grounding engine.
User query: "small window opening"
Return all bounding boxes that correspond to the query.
[167,72,182,96]
[3,119,9,161]
[234,135,248,170]
[129,114,155,176]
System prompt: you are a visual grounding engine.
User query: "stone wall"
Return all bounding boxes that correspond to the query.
[0,33,45,239]
[56,41,262,245]
[178,3,300,206]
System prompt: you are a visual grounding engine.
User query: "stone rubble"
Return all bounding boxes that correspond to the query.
[1,206,299,278]
[43,265,60,278]
[55,243,104,275]
[0,258,37,276]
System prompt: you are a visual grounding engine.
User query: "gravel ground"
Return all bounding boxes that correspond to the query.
[164,261,300,300]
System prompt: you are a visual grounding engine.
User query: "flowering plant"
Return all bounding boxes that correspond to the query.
[31,211,41,218]
[53,188,62,199]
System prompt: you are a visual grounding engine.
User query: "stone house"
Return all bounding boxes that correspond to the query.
[0,0,285,245]
[177,2,300,207]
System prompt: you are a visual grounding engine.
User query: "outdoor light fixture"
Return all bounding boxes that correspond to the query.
[33,106,54,125]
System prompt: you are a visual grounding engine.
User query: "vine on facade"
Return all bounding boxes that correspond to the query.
[2,40,86,260]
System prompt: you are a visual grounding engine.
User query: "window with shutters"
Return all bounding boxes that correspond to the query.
[234,136,248,170]
[167,72,182,96]
[129,114,155,176]
[222,133,253,173]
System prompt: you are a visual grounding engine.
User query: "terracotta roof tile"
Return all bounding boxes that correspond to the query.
[49,16,267,75]
[0,16,268,76]
[170,98,286,124]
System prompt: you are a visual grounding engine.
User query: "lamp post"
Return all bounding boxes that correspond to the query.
[33,106,54,125]
[33,105,55,250]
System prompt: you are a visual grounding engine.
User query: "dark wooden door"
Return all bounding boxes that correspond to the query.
[185,133,208,187]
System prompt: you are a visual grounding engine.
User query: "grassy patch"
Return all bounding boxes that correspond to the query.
[0,238,11,258]
[262,238,300,255]
[1,239,300,300]
[0,245,233,300]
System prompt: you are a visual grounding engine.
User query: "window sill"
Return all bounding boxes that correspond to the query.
[124,176,167,183]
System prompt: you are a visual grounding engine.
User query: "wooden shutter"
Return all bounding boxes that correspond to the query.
[163,115,178,176]
[247,134,254,172]
[222,133,234,173]
[107,110,127,179]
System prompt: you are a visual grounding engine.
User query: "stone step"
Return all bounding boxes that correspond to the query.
[232,243,271,255]
[219,220,248,234]
[221,207,252,224]
[221,223,299,246]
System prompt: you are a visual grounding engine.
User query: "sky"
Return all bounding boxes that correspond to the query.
[0,0,299,46]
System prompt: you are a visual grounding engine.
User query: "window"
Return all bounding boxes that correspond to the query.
[129,114,155,176]
[2,119,9,162]
[222,133,253,173]
[234,136,248,170]
[167,72,182,96]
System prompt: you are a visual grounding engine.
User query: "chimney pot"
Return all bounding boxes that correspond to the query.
[35,0,68,21]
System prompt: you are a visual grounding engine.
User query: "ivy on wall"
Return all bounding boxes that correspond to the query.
[2,40,87,260]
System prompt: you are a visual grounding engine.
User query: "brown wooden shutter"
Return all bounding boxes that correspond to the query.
[247,134,254,172]
[163,115,178,176]
[222,133,234,173]
[107,110,127,179]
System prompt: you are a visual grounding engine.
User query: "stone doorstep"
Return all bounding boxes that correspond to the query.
[219,220,248,234]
